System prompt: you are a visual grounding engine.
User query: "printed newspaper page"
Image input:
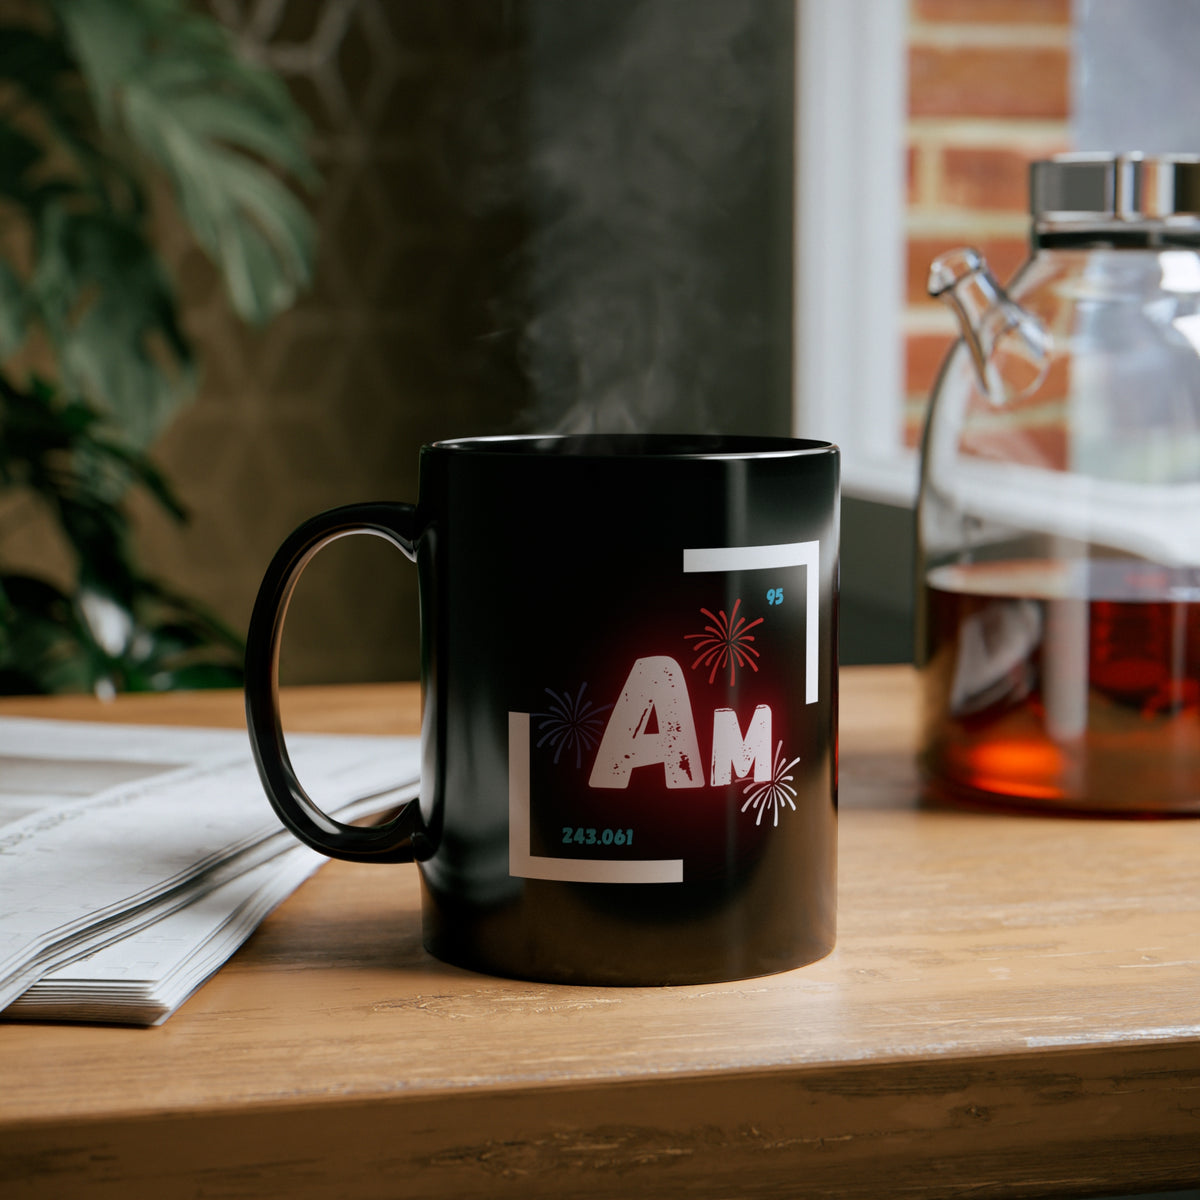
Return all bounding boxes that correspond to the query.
[0,718,420,1024]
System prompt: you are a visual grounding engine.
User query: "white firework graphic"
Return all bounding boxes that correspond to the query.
[741,741,801,827]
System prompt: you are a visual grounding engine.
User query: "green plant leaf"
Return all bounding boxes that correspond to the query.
[0,22,130,210]
[0,259,26,354]
[0,28,75,99]
[0,564,246,696]
[0,124,42,203]
[146,662,243,690]
[88,434,187,521]
[28,203,194,443]
[54,0,317,326]
[0,373,185,598]
[47,0,142,127]
[136,577,245,654]
[118,93,316,324]
[0,376,232,693]
[0,572,96,694]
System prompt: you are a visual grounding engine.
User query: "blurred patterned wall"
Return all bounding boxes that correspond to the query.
[135,0,794,686]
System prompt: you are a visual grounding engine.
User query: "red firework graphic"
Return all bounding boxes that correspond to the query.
[684,598,764,686]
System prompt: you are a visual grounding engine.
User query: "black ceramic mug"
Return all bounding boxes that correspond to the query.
[245,434,839,985]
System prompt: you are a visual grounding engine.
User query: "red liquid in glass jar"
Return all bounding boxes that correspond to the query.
[920,560,1200,814]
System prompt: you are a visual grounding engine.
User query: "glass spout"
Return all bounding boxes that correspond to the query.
[928,247,1051,404]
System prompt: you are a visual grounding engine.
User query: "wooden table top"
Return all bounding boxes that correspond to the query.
[1,666,1197,1200]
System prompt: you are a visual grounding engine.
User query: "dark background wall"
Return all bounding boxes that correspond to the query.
[839,497,914,666]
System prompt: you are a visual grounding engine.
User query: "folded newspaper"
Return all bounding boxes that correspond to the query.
[0,717,420,1026]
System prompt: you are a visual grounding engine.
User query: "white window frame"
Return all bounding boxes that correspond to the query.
[793,0,916,507]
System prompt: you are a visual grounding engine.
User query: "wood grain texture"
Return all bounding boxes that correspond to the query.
[1,667,1198,1199]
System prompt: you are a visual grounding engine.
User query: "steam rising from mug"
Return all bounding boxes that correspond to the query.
[455,0,795,435]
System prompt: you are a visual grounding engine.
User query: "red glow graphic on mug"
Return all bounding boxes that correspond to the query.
[509,539,821,885]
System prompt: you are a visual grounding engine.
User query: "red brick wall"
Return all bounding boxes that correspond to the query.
[904,0,1072,447]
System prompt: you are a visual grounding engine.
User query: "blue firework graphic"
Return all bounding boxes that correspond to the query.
[534,683,612,768]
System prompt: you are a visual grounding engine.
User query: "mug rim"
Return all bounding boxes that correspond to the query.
[427,433,838,460]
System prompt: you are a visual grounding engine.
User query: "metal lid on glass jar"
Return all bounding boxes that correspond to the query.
[1030,153,1200,241]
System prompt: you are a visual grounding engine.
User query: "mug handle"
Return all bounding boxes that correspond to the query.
[245,502,423,863]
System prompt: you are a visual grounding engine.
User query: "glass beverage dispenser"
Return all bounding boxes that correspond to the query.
[918,153,1200,814]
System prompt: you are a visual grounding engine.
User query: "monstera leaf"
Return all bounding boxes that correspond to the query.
[56,0,317,328]
[31,203,195,446]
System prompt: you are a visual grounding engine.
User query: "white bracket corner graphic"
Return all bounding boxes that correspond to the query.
[507,539,821,883]
[682,540,820,704]
[508,713,684,883]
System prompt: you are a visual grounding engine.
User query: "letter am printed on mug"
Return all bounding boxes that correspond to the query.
[509,539,821,885]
